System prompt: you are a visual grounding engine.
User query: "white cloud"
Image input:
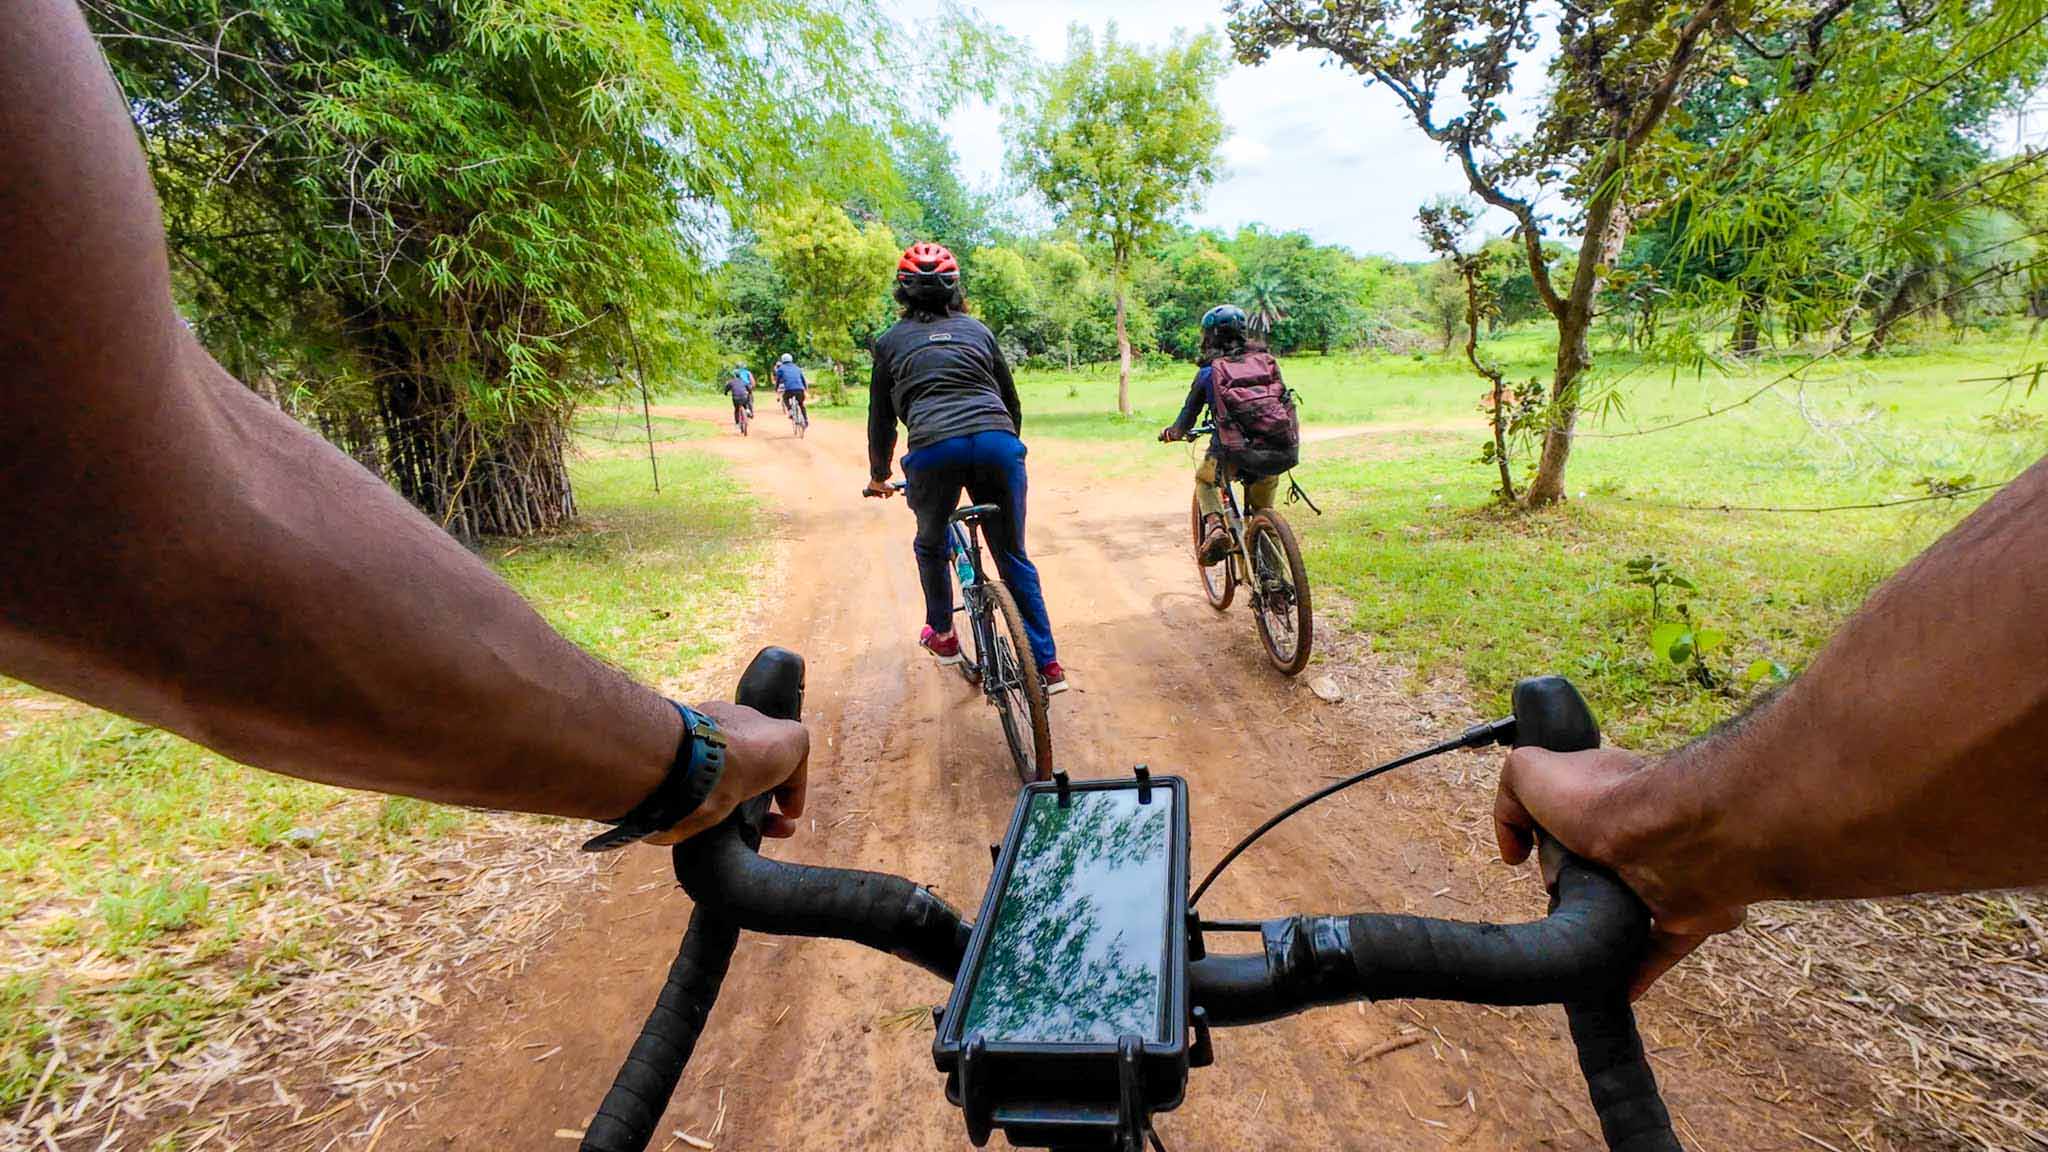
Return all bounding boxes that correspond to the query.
[890,0,1515,259]
[1219,134,1271,169]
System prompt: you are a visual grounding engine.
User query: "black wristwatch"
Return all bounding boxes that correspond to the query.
[580,703,728,853]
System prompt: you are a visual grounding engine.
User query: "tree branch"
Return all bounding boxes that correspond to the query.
[1452,133,1565,319]
[1250,0,1561,314]
[1625,0,1729,151]
[1793,0,1856,93]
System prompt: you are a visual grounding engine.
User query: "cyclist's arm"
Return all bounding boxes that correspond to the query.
[867,349,899,482]
[992,341,1022,433]
[1168,369,1210,435]
[0,1,805,838]
[1497,454,2048,990]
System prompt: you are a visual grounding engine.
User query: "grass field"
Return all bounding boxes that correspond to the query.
[0,444,757,1133]
[818,323,2046,744]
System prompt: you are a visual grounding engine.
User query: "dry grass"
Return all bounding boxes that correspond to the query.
[1,810,606,1151]
[1308,615,2048,1152]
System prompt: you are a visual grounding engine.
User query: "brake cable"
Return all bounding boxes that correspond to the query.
[1188,716,1517,908]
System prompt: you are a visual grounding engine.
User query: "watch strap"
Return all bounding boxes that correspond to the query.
[580,703,727,853]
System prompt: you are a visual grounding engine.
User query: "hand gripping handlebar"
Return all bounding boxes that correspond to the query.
[582,662,1678,1152]
[581,649,969,1152]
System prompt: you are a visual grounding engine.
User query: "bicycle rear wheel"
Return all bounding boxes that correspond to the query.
[1247,511,1313,676]
[1192,490,1233,611]
[983,581,1052,785]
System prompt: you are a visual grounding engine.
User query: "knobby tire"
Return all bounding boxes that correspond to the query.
[1193,489,1234,611]
[1248,511,1313,676]
[984,581,1053,785]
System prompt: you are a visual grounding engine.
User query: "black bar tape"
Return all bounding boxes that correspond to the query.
[1343,854,1645,1005]
[675,822,969,982]
[1567,996,1681,1152]
[1190,853,1683,1152]
[579,908,740,1152]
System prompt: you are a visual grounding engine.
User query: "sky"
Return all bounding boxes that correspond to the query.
[890,1,2048,263]
[889,0,1494,261]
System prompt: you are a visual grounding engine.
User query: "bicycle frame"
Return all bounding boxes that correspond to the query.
[1210,461,1259,586]
[948,515,1022,704]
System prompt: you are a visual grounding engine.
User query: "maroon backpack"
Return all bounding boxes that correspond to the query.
[1209,352,1299,476]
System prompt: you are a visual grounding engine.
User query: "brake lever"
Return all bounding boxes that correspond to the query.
[1509,676,1602,896]
[674,647,806,863]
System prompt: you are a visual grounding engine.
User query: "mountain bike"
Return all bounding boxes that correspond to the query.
[731,400,751,437]
[870,482,1053,785]
[580,649,1682,1152]
[784,392,809,439]
[1177,425,1312,676]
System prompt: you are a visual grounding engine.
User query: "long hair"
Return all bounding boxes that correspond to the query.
[895,280,966,324]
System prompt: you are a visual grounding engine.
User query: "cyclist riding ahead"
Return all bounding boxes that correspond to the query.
[1159,305,1299,565]
[862,243,1068,696]
[723,364,755,435]
[773,353,809,427]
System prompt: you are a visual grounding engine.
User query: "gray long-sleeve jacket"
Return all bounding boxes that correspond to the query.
[867,313,1022,481]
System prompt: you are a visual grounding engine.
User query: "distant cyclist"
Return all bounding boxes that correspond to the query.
[1159,305,1301,563]
[863,243,1067,696]
[723,365,755,434]
[774,353,809,426]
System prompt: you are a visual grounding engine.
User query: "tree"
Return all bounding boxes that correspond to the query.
[1420,199,1519,503]
[95,0,980,538]
[1240,270,1291,338]
[1035,241,1099,368]
[1232,0,1744,507]
[890,123,994,256]
[1424,262,1469,353]
[1009,25,1227,414]
[1623,4,2048,360]
[970,245,1044,351]
[1147,235,1241,358]
[757,199,899,404]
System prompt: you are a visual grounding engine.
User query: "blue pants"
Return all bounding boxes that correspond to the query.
[903,430,1057,665]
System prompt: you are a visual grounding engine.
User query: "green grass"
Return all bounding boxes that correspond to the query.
[1003,325,2045,746]
[0,434,759,1116]
[1282,330,2045,744]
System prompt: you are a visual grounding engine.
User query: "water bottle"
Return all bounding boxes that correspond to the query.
[953,546,976,589]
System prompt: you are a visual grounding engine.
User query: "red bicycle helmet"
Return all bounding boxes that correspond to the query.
[897,242,961,292]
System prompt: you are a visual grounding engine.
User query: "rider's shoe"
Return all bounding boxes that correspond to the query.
[1039,661,1070,696]
[1198,518,1232,565]
[920,626,964,666]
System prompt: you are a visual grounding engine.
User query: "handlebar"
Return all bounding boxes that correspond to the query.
[584,664,1678,1152]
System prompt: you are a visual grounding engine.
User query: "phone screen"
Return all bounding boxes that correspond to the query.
[961,786,1176,1044]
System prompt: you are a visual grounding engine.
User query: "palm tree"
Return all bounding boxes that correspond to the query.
[1240,271,1290,337]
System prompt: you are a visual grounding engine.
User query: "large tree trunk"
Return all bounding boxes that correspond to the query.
[378,371,576,540]
[1866,269,1926,354]
[1523,154,1628,509]
[1112,269,1133,417]
[1732,289,1764,355]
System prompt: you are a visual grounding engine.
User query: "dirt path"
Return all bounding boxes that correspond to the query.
[394,411,1860,1151]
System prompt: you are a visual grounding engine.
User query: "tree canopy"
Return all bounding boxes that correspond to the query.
[1009,24,1228,414]
[93,0,988,536]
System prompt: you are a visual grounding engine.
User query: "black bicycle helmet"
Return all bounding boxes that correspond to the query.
[1202,304,1248,335]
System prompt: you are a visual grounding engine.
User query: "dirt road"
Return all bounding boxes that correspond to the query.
[397,411,1857,1151]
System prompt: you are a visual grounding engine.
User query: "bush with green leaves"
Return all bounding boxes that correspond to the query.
[90,0,966,537]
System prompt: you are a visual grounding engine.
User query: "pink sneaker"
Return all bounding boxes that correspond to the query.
[920,626,964,666]
[1039,660,1070,696]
